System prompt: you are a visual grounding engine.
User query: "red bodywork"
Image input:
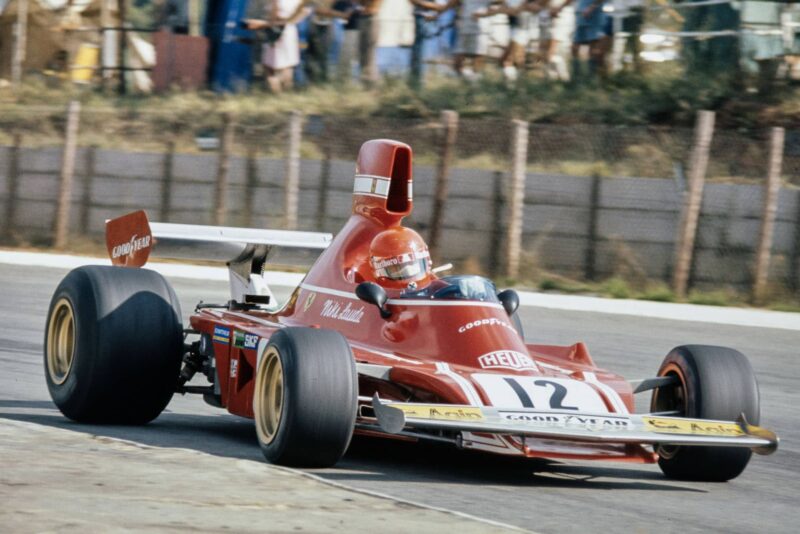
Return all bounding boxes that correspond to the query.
[112,139,656,463]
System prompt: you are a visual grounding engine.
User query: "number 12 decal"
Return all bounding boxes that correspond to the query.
[503,378,579,410]
[472,374,609,413]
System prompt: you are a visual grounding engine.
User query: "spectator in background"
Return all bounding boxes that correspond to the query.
[476,0,532,82]
[357,0,383,86]
[408,0,443,88]
[333,0,360,82]
[305,0,354,83]
[159,0,190,34]
[613,0,644,73]
[552,0,606,82]
[426,0,491,80]
[531,0,569,80]
[246,0,310,93]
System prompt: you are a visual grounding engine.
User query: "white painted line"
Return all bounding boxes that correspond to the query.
[2,249,798,331]
[0,250,304,287]
[516,291,800,331]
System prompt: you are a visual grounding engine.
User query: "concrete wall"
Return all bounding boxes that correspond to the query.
[1,145,798,289]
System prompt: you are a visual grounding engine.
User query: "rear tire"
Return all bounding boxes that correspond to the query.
[254,327,357,467]
[651,345,760,481]
[44,266,183,424]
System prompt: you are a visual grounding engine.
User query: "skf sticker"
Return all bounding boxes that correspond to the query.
[244,333,259,349]
[213,326,230,345]
[388,404,484,422]
[303,292,316,312]
[643,417,746,437]
[233,331,260,349]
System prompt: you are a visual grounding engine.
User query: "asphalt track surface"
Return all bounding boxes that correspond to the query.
[2,263,799,533]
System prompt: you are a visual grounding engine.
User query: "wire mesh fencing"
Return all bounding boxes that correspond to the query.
[0,104,798,304]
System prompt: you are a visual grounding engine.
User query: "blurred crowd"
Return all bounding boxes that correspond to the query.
[230,0,645,91]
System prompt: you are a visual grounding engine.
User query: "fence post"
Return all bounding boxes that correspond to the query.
[791,196,800,295]
[79,145,96,235]
[585,173,602,281]
[752,127,785,304]
[316,143,332,231]
[53,101,81,249]
[3,134,22,241]
[672,110,714,299]
[11,0,28,88]
[243,144,258,227]
[428,110,459,261]
[160,140,175,222]
[285,110,303,230]
[214,113,234,226]
[506,119,529,280]
[488,170,505,277]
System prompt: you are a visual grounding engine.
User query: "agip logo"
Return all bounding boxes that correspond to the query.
[478,350,537,371]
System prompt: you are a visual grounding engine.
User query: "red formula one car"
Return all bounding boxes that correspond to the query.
[44,139,778,481]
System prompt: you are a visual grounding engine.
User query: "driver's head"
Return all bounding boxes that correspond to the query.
[369,226,431,287]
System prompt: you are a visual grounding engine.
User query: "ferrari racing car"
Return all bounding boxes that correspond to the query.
[44,139,778,481]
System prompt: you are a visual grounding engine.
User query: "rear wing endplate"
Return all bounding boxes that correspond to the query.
[106,210,332,305]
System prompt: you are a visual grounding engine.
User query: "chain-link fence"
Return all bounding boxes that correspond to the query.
[1,104,798,304]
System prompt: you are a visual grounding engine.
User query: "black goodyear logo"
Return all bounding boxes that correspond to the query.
[390,404,484,422]
[643,417,745,437]
[500,412,631,431]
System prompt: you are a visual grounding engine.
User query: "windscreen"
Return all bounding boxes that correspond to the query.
[399,275,499,302]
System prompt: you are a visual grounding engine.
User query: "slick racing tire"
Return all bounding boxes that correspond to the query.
[651,345,760,482]
[44,265,183,424]
[254,327,357,467]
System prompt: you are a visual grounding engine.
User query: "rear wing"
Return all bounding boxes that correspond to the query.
[106,210,332,305]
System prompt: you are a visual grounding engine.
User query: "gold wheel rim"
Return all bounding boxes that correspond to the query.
[46,298,76,385]
[651,363,688,460]
[254,346,284,445]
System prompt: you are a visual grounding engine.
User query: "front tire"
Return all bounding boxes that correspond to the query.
[253,327,357,467]
[44,265,183,424]
[651,345,760,481]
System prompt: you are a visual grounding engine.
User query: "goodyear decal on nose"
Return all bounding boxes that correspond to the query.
[388,404,484,422]
[213,326,231,345]
[643,416,746,437]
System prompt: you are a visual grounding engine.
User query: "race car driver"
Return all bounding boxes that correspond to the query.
[369,226,432,290]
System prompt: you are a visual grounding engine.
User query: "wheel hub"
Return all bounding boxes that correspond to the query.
[254,346,284,445]
[46,298,76,385]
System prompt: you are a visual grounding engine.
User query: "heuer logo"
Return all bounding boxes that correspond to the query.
[478,350,536,371]
[111,234,151,259]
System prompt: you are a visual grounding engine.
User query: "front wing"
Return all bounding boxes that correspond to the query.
[371,395,778,455]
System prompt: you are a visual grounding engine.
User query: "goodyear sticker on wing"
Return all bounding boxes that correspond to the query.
[388,404,484,422]
[213,326,230,345]
[643,416,746,437]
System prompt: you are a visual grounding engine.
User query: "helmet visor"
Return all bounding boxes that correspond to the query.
[374,257,430,281]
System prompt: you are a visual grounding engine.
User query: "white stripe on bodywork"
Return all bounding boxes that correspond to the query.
[435,362,484,406]
[354,175,391,197]
[583,371,630,414]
